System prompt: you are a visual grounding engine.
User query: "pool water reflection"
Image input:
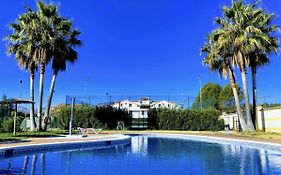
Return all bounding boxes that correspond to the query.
[0,135,281,175]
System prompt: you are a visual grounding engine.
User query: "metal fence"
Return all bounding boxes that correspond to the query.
[66,95,199,109]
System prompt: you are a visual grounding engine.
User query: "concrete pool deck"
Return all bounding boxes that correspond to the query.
[122,131,281,145]
[0,134,121,149]
[1,131,281,150]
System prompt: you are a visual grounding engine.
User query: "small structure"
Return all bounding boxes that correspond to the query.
[0,98,34,134]
[220,112,240,131]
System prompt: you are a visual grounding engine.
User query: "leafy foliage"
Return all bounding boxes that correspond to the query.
[219,84,244,112]
[52,105,132,130]
[0,95,12,118]
[192,83,222,110]
[0,112,25,133]
[148,108,224,131]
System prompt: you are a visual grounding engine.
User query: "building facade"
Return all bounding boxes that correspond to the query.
[112,97,180,119]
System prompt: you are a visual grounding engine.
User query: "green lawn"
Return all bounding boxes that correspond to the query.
[239,130,281,140]
[0,131,66,142]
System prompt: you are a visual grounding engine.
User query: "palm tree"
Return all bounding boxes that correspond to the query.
[220,0,256,131]
[8,1,63,131]
[249,53,268,128]
[6,8,38,131]
[247,11,279,128]
[202,37,248,131]
[42,19,81,130]
[213,0,279,131]
[34,1,60,131]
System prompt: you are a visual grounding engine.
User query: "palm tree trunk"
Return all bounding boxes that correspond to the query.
[252,65,257,129]
[43,71,57,131]
[241,68,255,131]
[30,69,36,131]
[228,67,247,131]
[38,63,45,131]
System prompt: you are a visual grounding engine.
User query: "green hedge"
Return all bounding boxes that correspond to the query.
[148,108,224,131]
[52,105,132,130]
[0,113,25,133]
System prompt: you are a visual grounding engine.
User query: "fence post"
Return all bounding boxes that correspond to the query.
[69,98,75,135]
[260,106,265,131]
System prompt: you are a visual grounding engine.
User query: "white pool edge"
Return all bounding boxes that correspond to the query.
[0,134,131,158]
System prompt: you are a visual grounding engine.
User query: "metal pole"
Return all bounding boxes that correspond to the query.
[106,92,111,105]
[18,80,22,112]
[188,96,190,109]
[19,80,22,98]
[198,76,202,111]
[106,92,109,105]
[13,104,17,135]
[69,98,75,135]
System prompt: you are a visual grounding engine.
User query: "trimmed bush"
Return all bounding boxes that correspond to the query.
[52,105,132,130]
[148,108,224,131]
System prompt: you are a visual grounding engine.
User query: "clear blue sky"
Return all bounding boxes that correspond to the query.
[0,0,280,106]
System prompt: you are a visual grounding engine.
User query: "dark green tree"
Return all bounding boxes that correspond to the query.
[219,84,243,113]
[192,83,222,110]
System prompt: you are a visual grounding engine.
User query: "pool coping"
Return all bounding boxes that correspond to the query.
[0,134,131,159]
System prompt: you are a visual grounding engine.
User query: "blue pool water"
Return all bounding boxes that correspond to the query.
[1,135,281,175]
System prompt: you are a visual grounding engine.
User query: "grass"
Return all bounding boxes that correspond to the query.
[264,106,281,110]
[0,133,22,142]
[238,130,281,140]
[0,131,66,142]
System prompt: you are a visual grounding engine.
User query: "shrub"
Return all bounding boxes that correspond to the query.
[148,108,223,131]
[0,111,26,133]
[52,105,132,130]
[0,117,14,132]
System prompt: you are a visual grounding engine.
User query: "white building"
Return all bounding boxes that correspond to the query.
[112,97,180,119]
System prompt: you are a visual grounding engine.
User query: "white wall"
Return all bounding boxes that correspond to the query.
[257,107,281,133]
[220,113,240,131]
[220,107,281,133]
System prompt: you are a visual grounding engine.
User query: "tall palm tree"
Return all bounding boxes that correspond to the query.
[215,0,278,131]
[42,19,81,130]
[220,0,256,131]
[202,37,248,131]
[249,53,268,128]
[34,1,60,131]
[247,11,279,128]
[6,8,38,131]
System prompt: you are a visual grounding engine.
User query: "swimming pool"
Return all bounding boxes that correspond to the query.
[1,134,281,175]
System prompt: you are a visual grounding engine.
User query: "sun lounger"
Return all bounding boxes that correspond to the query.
[89,128,102,134]
[77,127,102,134]
[77,127,87,134]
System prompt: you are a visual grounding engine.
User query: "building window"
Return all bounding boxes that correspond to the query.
[158,104,161,107]
[129,103,132,107]
[141,111,144,115]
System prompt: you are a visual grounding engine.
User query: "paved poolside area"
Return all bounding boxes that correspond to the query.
[122,131,281,144]
[1,131,281,149]
[0,134,119,149]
